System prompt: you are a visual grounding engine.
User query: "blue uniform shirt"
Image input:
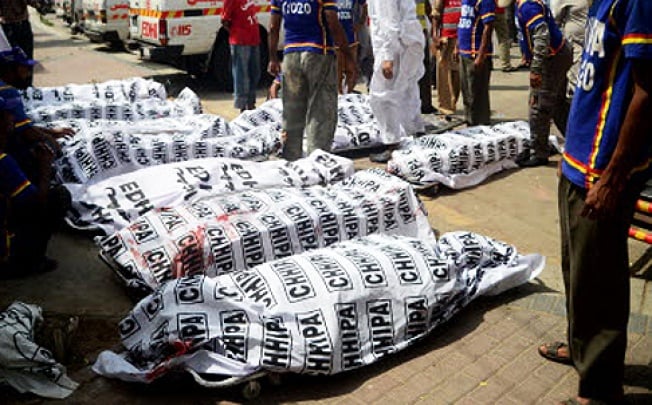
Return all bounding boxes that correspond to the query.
[0,80,32,133]
[516,0,565,62]
[0,152,37,260]
[458,0,495,59]
[271,0,338,55]
[563,0,652,189]
[337,0,365,45]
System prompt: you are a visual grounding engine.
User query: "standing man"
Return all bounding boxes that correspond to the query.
[432,0,461,115]
[268,0,355,161]
[0,1,37,87]
[416,0,437,114]
[336,0,366,94]
[222,0,261,112]
[367,0,425,163]
[494,3,516,72]
[457,0,495,126]
[550,0,590,134]
[515,0,571,167]
[540,1,652,403]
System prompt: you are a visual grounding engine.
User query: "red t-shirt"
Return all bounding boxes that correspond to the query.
[222,0,261,46]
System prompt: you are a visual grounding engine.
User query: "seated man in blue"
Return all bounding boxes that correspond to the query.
[0,47,73,181]
[0,96,70,277]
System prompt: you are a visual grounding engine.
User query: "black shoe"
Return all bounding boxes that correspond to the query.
[518,156,549,168]
[421,106,439,114]
[369,150,394,163]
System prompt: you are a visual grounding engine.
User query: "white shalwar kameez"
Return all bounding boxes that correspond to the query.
[368,0,426,145]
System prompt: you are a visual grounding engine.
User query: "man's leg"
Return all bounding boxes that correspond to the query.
[471,59,492,125]
[459,57,475,125]
[551,44,573,137]
[345,44,358,93]
[437,39,454,113]
[304,53,338,154]
[336,48,345,94]
[281,52,309,161]
[449,38,461,111]
[247,45,261,109]
[494,13,513,70]
[558,175,640,402]
[418,30,435,113]
[231,45,250,110]
[527,57,559,161]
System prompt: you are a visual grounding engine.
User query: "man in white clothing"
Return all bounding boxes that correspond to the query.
[367,0,425,163]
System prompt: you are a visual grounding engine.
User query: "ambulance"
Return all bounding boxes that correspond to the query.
[82,0,130,47]
[128,0,273,89]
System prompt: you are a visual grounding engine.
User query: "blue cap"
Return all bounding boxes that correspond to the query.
[0,47,37,67]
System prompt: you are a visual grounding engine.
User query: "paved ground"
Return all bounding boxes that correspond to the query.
[1,10,652,405]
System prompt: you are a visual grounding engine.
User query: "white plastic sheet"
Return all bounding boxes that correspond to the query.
[99,169,433,293]
[93,232,544,382]
[65,150,355,234]
[0,302,78,399]
[387,122,532,189]
[53,116,281,184]
[21,77,167,110]
[26,87,200,124]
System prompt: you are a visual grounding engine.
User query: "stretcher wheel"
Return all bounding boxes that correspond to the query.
[242,380,261,400]
[268,373,282,386]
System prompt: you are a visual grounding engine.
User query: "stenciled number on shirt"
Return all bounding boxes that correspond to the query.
[577,17,606,93]
[283,1,312,15]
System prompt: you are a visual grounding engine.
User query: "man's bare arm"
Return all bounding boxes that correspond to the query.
[268,13,282,75]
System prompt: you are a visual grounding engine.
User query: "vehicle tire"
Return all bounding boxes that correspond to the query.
[210,30,233,92]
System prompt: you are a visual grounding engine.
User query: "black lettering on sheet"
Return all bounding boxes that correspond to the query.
[342,249,387,288]
[405,296,429,341]
[206,226,235,274]
[128,217,158,244]
[234,220,264,268]
[175,232,204,277]
[100,234,127,259]
[220,310,249,363]
[144,247,172,283]
[283,204,318,250]
[231,269,277,309]
[177,312,209,346]
[367,300,395,358]
[174,275,204,305]
[307,253,353,292]
[269,259,316,303]
[378,244,422,285]
[259,213,293,259]
[335,303,362,370]
[261,316,292,370]
[297,310,333,375]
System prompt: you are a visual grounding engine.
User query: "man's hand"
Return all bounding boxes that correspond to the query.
[530,72,542,89]
[382,60,394,80]
[344,58,358,87]
[474,54,485,69]
[49,126,75,139]
[581,178,626,220]
[268,60,281,76]
[432,34,442,50]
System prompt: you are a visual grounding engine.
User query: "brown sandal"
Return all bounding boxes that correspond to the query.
[538,341,573,365]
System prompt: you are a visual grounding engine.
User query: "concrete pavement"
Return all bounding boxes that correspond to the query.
[1,11,652,404]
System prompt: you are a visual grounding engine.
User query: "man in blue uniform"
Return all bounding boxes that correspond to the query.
[516,0,572,167]
[0,96,69,277]
[457,0,495,125]
[539,1,652,403]
[268,0,355,161]
[336,0,365,94]
[0,47,72,180]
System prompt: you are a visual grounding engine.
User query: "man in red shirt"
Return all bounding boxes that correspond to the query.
[222,0,261,112]
[432,0,461,115]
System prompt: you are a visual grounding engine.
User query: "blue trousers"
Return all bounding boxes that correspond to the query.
[231,44,261,110]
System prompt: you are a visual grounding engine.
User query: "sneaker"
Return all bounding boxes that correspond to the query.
[369,150,393,163]
[518,156,549,168]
